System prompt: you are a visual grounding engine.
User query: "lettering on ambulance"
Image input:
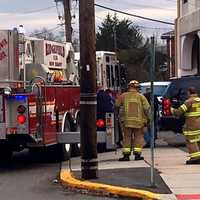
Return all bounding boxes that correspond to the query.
[0,39,8,61]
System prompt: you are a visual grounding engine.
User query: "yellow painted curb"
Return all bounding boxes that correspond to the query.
[60,170,161,200]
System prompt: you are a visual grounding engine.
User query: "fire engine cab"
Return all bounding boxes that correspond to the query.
[0,30,122,161]
[0,29,80,161]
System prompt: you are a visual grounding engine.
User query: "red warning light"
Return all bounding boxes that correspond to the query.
[17,115,26,124]
[96,119,105,128]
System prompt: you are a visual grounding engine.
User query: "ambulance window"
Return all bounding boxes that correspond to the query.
[106,56,110,63]
[106,65,111,87]
[26,43,31,57]
[115,65,120,87]
[111,65,114,87]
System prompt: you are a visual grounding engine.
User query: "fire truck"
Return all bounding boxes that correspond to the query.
[0,30,122,161]
[0,29,80,161]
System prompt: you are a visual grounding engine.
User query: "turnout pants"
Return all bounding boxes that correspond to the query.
[122,127,144,155]
[184,130,200,160]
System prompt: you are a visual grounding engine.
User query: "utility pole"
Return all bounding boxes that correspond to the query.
[63,0,72,42]
[150,36,156,187]
[79,0,98,179]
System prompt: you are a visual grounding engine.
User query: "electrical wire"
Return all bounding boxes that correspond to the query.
[30,26,61,36]
[95,15,173,31]
[95,4,175,25]
[118,0,176,11]
[21,5,56,14]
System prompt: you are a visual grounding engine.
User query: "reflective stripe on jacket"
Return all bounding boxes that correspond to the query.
[171,95,200,143]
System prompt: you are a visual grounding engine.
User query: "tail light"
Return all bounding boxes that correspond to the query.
[96,119,105,128]
[17,104,27,124]
[17,114,26,124]
[162,98,172,116]
[17,105,26,114]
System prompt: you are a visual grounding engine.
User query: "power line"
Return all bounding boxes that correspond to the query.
[21,5,56,14]
[121,0,176,11]
[95,15,173,31]
[95,4,175,25]
[30,26,61,36]
[138,25,173,30]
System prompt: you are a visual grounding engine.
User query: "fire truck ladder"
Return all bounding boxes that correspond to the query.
[31,76,46,141]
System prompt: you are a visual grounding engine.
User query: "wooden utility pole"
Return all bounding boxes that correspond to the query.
[79,0,98,179]
[63,0,72,42]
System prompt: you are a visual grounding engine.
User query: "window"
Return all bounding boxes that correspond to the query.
[111,65,114,87]
[106,65,111,87]
[115,65,120,87]
[106,56,110,63]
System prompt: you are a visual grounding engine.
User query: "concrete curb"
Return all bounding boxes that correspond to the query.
[60,170,161,200]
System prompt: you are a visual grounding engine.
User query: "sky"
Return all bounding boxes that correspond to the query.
[0,0,176,39]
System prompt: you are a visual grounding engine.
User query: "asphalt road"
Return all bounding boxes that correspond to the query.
[0,150,132,200]
[0,131,182,200]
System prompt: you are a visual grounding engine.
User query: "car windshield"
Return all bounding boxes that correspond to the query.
[154,85,169,96]
[140,82,170,96]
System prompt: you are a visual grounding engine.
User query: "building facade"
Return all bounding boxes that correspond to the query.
[161,31,175,78]
[176,0,200,77]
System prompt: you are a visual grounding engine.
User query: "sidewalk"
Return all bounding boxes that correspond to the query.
[60,141,200,200]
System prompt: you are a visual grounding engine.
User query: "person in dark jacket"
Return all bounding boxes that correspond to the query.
[97,88,115,129]
[143,87,159,147]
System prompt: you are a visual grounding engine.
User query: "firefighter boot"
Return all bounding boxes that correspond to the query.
[186,158,200,165]
[134,153,144,161]
[119,154,130,161]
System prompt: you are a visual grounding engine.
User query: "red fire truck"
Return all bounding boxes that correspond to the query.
[0,30,121,161]
[0,29,81,161]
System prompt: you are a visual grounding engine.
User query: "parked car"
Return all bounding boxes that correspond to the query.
[140,81,170,145]
[160,75,200,133]
[140,81,171,119]
[140,81,170,101]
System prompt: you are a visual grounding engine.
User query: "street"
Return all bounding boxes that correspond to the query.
[0,149,132,200]
[0,131,187,200]
[1,0,200,200]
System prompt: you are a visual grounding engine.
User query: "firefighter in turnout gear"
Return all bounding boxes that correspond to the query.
[171,87,200,164]
[116,80,150,161]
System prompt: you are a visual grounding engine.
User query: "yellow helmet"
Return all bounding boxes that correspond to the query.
[128,80,139,88]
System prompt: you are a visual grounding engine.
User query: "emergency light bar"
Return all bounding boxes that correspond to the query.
[15,95,27,101]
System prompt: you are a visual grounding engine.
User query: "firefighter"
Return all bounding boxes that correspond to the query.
[116,80,150,161]
[171,86,200,164]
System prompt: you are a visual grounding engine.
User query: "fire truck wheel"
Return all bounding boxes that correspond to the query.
[0,146,12,163]
[71,115,81,157]
[56,143,70,161]
[64,115,80,157]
